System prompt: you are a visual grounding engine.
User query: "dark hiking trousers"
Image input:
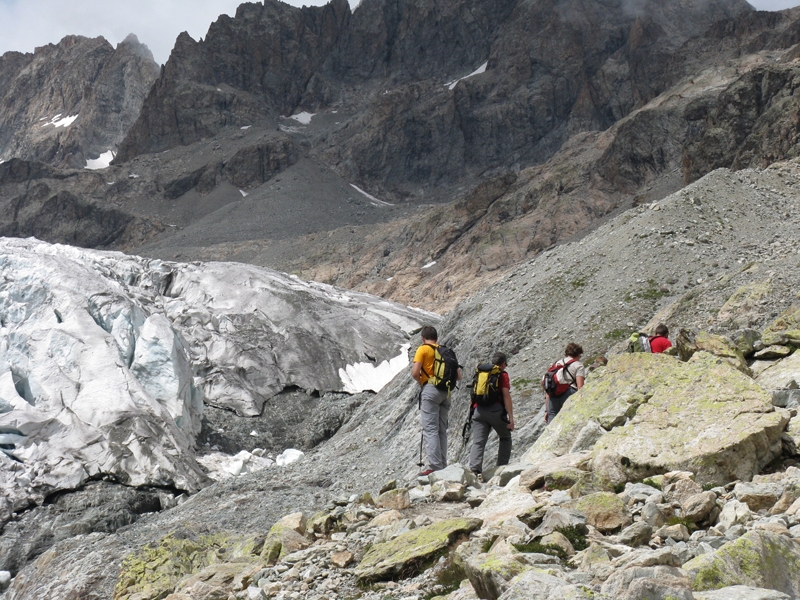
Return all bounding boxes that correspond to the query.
[468,405,512,474]
[546,387,577,423]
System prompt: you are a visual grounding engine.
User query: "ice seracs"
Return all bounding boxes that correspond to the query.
[0,238,435,508]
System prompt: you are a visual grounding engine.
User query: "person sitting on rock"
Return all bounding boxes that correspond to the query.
[545,343,585,423]
[650,323,672,354]
[467,352,515,483]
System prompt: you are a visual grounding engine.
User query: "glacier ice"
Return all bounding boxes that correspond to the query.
[0,238,435,509]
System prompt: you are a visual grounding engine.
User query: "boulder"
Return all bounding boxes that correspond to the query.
[734,482,783,512]
[568,419,608,453]
[571,492,631,533]
[683,530,800,597]
[675,329,751,375]
[761,305,800,347]
[600,565,694,600]
[756,351,800,392]
[355,517,482,582]
[616,522,653,547]
[754,346,793,360]
[369,510,404,528]
[718,500,752,529]
[682,491,718,523]
[540,531,575,557]
[524,353,787,486]
[473,480,540,528]
[430,464,478,487]
[432,481,467,502]
[490,568,572,600]
[662,471,703,505]
[653,523,690,542]
[519,453,592,490]
[464,553,541,600]
[330,551,354,568]
[529,507,588,538]
[694,586,792,600]
[376,488,411,510]
[641,502,668,528]
[261,514,312,563]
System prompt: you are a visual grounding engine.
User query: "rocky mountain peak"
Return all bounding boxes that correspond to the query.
[0,34,158,169]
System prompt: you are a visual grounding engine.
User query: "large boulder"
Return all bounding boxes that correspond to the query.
[755,351,800,392]
[683,530,800,597]
[524,353,788,486]
[354,517,482,582]
[761,305,800,347]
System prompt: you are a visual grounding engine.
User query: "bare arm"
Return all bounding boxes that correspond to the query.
[576,376,585,390]
[411,361,423,384]
[503,388,515,430]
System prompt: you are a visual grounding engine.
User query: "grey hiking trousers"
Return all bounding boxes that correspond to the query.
[468,405,512,474]
[420,383,450,471]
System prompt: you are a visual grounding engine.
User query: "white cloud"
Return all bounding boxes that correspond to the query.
[0,0,358,65]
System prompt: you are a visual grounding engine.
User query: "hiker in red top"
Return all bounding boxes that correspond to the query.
[650,323,672,354]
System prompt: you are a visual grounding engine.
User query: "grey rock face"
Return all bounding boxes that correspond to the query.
[0,34,158,169]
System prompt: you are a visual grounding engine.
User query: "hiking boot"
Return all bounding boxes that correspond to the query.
[472,471,484,484]
[418,469,434,476]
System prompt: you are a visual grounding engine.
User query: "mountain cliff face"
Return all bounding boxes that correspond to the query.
[0,34,159,169]
[8,0,800,315]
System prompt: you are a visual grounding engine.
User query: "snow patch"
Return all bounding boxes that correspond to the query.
[42,114,79,128]
[288,111,315,125]
[276,448,305,466]
[422,261,437,269]
[339,343,410,393]
[350,184,394,207]
[446,62,488,90]
[85,150,116,170]
[239,190,248,197]
[241,125,251,130]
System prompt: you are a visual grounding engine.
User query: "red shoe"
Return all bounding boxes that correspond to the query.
[418,469,434,476]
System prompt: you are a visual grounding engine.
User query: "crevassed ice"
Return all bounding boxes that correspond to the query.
[85,150,116,170]
[338,344,410,394]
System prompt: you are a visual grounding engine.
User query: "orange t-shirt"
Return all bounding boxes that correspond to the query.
[413,343,437,384]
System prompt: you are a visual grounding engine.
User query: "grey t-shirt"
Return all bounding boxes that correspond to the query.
[556,357,586,389]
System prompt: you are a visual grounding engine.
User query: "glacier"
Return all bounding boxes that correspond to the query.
[0,238,435,511]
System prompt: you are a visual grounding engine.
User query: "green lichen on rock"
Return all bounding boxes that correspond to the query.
[114,529,258,600]
[718,281,772,326]
[525,353,787,487]
[572,492,630,533]
[355,517,482,582]
[764,304,800,336]
[684,530,800,597]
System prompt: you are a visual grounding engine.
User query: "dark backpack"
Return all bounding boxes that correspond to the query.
[627,332,652,353]
[541,359,577,397]
[471,363,503,407]
[424,343,460,392]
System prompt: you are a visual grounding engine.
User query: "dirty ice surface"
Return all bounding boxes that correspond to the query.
[0,238,436,509]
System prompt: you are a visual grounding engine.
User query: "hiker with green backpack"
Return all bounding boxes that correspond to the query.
[467,352,515,483]
[411,326,462,476]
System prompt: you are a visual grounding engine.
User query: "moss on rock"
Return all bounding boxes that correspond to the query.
[683,530,800,597]
[114,529,261,600]
[355,517,482,582]
[524,353,787,486]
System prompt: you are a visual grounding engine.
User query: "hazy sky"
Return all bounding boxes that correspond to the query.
[0,0,797,65]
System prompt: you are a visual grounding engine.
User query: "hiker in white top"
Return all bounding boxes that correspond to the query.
[545,342,586,424]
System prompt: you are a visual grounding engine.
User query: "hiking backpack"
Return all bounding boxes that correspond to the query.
[627,332,652,353]
[471,363,503,407]
[424,343,460,392]
[541,359,577,397]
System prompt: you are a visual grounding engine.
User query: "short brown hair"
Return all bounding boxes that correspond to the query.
[420,325,438,341]
[492,351,507,366]
[565,343,583,358]
[655,323,669,337]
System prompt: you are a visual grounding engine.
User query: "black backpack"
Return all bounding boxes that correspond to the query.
[471,363,503,407]
[424,343,460,392]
